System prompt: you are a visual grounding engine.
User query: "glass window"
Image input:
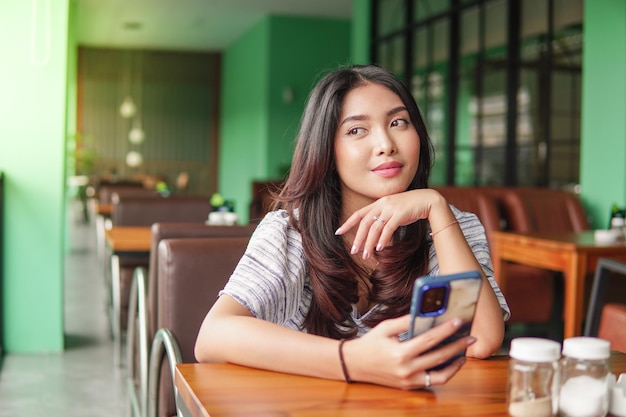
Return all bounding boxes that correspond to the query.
[554,0,582,31]
[461,6,480,56]
[372,0,583,188]
[484,0,507,51]
[379,36,406,75]
[521,0,548,39]
[378,0,406,36]
[413,0,450,23]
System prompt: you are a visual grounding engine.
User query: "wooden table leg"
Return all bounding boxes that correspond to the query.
[562,252,587,338]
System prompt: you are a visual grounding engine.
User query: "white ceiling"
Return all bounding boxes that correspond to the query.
[75,0,353,52]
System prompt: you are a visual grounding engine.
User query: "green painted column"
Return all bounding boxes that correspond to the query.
[580,1,626,229]
[219,16,350,224]
[0,0,70,352]
[351,0,372,65]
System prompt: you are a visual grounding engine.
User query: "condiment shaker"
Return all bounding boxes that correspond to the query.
[559,337,611,417]
[508,337,561,417]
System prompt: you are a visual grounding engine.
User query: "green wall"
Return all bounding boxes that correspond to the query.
[580,0,626,229]
[266,16,352,178]
[219,15,350,223]
[219,19,271,222]
[0,0,71,352]
[351,0,372,65]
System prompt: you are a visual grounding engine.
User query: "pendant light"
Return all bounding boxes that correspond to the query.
[128,118,145,144]
[119,96,136,118]
[125,150,143,168]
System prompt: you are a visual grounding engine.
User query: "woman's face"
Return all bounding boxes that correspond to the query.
[334,82,420,212]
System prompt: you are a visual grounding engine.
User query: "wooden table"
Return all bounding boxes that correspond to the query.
[104,226,152,253]
[491,230,626,339]
[174,352,626,417]
[96,202,113,216]
[104,226,152,364]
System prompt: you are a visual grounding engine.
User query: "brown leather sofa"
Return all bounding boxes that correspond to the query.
[434,186,590,338]
[147,237,249,417]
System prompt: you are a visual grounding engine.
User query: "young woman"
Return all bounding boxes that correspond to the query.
[195,64,509,390]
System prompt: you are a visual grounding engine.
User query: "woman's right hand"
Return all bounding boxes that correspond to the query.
[341,315,476,390]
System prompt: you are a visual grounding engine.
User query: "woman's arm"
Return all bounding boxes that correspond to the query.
[194,294,475,390]
[424,191,504,358]
[335,189,505,358]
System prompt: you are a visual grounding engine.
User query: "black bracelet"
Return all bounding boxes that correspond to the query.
[338,339,353,383]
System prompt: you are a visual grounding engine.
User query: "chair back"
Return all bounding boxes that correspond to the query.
[584,258,626,352]
[433,186,502,248]
[147,223,256,340]
[112,197,211,333]
[249,180,283,223]
[154,237,249,417]
[434,186,585,328]
[112,196,212,226]
[98,183,145,204]
[498,187,589,233]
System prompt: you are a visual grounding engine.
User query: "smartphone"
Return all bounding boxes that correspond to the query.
[407,270,482,370]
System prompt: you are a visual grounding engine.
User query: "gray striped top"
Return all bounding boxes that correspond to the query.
[220,206,510,336]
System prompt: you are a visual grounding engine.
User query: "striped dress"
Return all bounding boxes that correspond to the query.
[220,206,510,336]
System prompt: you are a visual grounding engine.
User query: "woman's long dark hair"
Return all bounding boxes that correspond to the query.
[274,64,435,339]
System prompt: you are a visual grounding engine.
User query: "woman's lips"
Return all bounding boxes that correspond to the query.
[373,162,403,178]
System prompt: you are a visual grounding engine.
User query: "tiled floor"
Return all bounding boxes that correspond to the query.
[0,204,127,417]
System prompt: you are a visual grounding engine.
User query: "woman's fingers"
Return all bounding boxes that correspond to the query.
[404,317,463,350]
[355,316,474,390]
[335,191,431,258]
[421,356,466,388]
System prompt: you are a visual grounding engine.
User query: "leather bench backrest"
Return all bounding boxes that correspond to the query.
[433,186,502,249]
[98,184,145,204]
[112,196,212,226]
[111,196,211,330]
[147,222,256,340]
[156,237,249,417]
[497,187,589,233]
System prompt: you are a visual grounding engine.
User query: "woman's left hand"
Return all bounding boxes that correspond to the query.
[335,189,447,259]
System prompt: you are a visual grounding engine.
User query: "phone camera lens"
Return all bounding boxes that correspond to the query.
[420,286,448,314]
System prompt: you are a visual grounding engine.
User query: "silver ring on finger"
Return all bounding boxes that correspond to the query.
[424,371,431,388]
[372,215,385,224]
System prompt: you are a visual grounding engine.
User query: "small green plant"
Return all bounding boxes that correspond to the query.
[71,132,97,176]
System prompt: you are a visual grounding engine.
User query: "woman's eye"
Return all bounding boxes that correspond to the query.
[391,118,409,128]
[347,127,365,136]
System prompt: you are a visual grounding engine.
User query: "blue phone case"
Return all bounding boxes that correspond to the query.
[407,270,482,370]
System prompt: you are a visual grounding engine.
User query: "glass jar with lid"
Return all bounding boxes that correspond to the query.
[508,337,561,417]
[559,337,611,417]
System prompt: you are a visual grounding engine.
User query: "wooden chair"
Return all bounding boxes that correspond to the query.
[146,237,249,417]
[126,223,255,417]
[584,258,626,353]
